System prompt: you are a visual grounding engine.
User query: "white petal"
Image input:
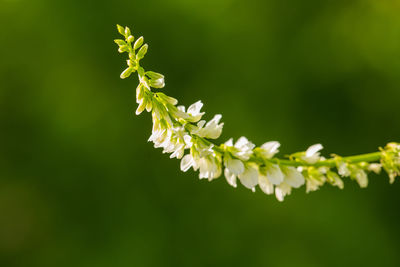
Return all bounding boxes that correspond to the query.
[180,154,193,172]
[265,164,284,185]
[224,168,237,188]
[283,167,305,188]
[197,120,206,128]
[355,170,368,188]
[259,175,274,195]
[177,105,185,112]
[260,141,280,158]
[306,144,323,157]
[235,136,250,148]
[225,157,244,175]
[187,100,203,115]
[238,165,259,190]
[275,183,292,202]
[224,138,233,147]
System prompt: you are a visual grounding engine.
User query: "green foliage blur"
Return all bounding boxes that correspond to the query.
[1,0,400,266]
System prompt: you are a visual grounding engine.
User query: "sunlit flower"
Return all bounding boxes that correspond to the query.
[302,144,323,164]
[193,114,224,139]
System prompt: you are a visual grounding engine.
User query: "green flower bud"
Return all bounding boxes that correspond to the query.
[127,35,134,43]
[114,39,127,46]
[136,44,148,60]
[118,45,129,53]
[125,27,131,37]
[146,71,164,80]
[134,36,144,50]
[136,98,147,115]
[120,67,133,79]
[117,24,125,35]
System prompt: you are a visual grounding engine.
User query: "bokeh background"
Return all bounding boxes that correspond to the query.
[1,0,400,266]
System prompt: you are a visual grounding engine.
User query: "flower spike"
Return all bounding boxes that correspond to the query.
[115,25,400,201]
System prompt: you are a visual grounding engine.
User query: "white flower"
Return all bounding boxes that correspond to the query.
[258,175,274,195]
[186,101,205,122]
[198,156,222,181]
[258,164,284,195]
[259,141,280,159]
[275,183,292,202]
[274,167,305,201]
[193,114,224,139]
[180,142,215,173]
[223,154,245,188]
[306,177,325,193]
[282,166,305,188]
[302,144,323,164]
[181,154,195,172]
[224,155,245,175]
[263,164,284,185]
[225,137,255,161]
[224,168,237,188]
[338,162,351,177]
[238,164,259,192]
[368,163,382,174]
[354,169,368,188]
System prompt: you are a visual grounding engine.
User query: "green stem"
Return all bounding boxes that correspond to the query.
[268,152,382,167]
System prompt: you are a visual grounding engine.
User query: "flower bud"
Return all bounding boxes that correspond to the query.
[117,24,125,35]
[136,98,146,115]
[136,44,148,60]
[120,67,133,79]
[118,45,129,53]
[127,35,134,43]
[149,77,165,88]
[146,71,164,80]
[125,27,131,37]
[134,36,144,50]
[114,39,126,46]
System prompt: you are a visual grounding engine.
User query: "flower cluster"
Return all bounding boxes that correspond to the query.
[115,25,399,201]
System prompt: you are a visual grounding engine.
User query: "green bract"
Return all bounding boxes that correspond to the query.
[115,25,400,202]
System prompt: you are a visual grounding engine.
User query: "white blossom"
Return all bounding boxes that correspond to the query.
[274,167,305,201]
[225,137,255,161]
[238,164,259,192]
[275,183,292,202]
[186,101,205,122]
[259,141,280,159]
[302,144,323,164]
[354,169,368,188]
[198,156,222,181]
[258,174,274,195]
[224,168,237,188]
[193,114,224,139]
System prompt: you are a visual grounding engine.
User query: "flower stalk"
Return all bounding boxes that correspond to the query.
[115,25,400,201]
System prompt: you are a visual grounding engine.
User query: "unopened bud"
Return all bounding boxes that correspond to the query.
[120,67,133,79]
[125,27,131,37]
[136,44,148,60]
[134,36,144,50]
[127,35,134,43]
[117,24,125,35]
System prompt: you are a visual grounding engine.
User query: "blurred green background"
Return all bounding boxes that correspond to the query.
[1,0,400,266]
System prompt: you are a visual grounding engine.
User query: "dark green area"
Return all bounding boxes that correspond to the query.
[1,0,400,266]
